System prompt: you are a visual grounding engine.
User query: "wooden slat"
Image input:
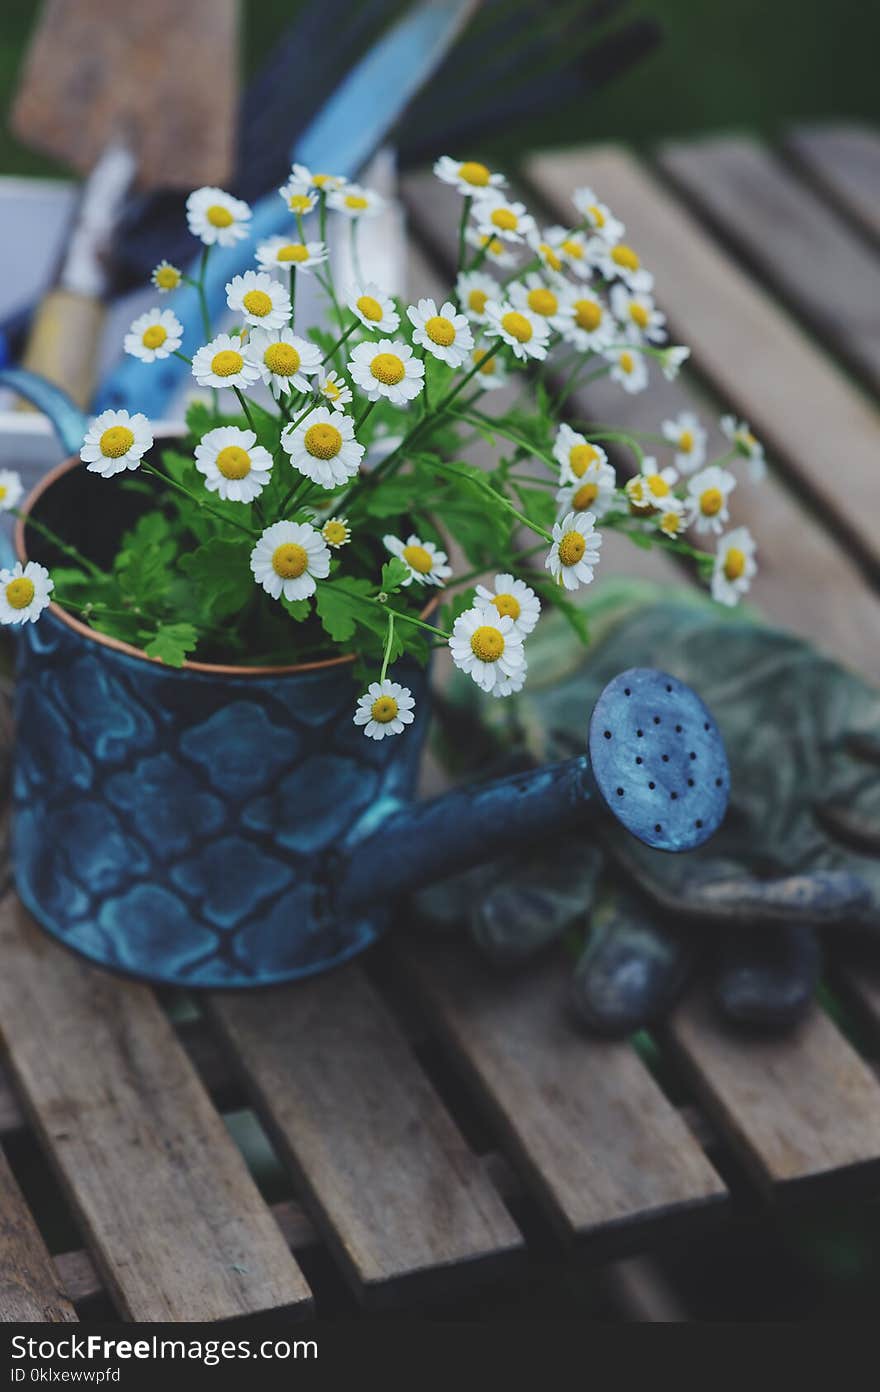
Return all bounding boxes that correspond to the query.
[0,1147,76,1320]
[664,989,880,1199]
[658,134,880,396]
[396,940,726,1245]
[209,966,523,1305]
[785,123,880,246]
[0,896,312,1322]
[524,145,880,581]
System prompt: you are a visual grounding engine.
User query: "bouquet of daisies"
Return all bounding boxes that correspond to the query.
[0,156,762,744]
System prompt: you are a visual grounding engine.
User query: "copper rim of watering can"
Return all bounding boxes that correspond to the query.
[15,452,440,678]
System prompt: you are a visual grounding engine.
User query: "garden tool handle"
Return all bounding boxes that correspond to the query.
[0,367,89,458]
[20,290,105,412]
[336,754,595,915]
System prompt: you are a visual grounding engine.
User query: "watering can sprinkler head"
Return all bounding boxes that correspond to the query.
[336,667,730,917]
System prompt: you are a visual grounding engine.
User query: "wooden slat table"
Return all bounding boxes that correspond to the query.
[2,123,880,1323]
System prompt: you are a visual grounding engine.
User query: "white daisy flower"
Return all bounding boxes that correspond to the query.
[546,510,602,591]
[712,527,757,607]
[246,326,322,398]
[0,471,23,512]
[80,409,153,477]
[256,236,327,274]
[556,460,617,522]
[468,342,509,390]
[483,300,550,361]
[474,573,541,636]
[328,183,385,218]
[186,186,251,247]
[456,270,498,324]
[226,271,290,330]
[194,426,273,504]
[660,345,690,381]
[610,284,667,344]
[557,285,614,352]
[0,561,52,626]
[123,308,183,363]
[661,411,707,473]
[624,457,678,513]
[278,178,317,217]
[282,406,364,490]
[407,297,474,368]
[721,414,766,479]
[316,367,352,412]
[433,156,506,196]
[605,344,649,393]
[449,606,527,694]
[151,260,182,293]
[250,520,330,602]
[656,500,687,539]
[571,187,625,245]
[290,164,345,192]
[509,274,569,333]
[348,283,400,333]
[553,424,610,484]
[191,333,262,391]
[383,533,452,587]
[589,238,653,292]
[472,192,536,245]
[686,465,736,535]
[353,680,416,740]
[528,229,567,276]
[322,516,351,548]
[348,338,425,405]
[465,227,518,268]
[543,225,593,278]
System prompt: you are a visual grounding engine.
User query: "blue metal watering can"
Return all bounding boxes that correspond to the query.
[0,368,730,988]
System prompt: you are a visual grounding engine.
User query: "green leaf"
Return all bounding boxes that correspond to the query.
[363,477,420,520]
[315,578,374,643]
[380,557,409,593]
[281,596,311,622]
[185,400,214,440]
[178,536,253,622]
[143,622,199,667]
[511,482,556,533]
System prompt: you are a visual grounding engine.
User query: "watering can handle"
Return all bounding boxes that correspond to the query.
[0,367,89,459]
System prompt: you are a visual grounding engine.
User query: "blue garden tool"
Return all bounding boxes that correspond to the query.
[0,367,730,989]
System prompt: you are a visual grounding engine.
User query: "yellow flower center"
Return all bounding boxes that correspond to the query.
[264,342,301,376]
[345,194,369,210]
[154,265,180,289]
[629,302,649,329]
[626,478,649,512]
[468,288,488,314]
[569,443,599,477]
[371,695,399,723]
[323,520,348,546]
[356,294,384,322]
[473,348,497,375]
[700,487,724,516]
[99,425,135,458]
[304,423,343,459]
[287,193,312,213]
[459,161,491,187]
[561,237,584,260]
[402,543,433,574]
[277,243,309,262]
[611,244,640,272]
[619,351,635,375]
[483,236,505,256]
[272,543,308,579]
[210,350,244,377]
[312,174,333,187]
[370,352,406,385]
[323,378,340,399]
[141,324,167,349]
[724,547,746,581]
[0,487,7,501]
[738,431,758,451]
[501,310,532,343]
[573,481,599,510]
[5,577,34,610]
[574,299,602,331]
[527,287,558,317]
[470,625,505,662]
[491,207,518,231]
[588,204,605,227]
[206,204,234,228]
[492,593,521,621]
[679,429,694,453]
[660,511,683,537]
[538,243,562,271]
[216,446,251,479]
[647,474,670,497]
[425,315,456,346]
[558,531,586,567]
[243,289,273,317]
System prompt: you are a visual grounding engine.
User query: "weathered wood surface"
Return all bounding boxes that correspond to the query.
[0,1147,76,1321]
[0,897,312,1322]
[786,124,880,246]
[209,966,523,1304]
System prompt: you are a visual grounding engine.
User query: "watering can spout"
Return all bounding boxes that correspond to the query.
[336,667,731,916]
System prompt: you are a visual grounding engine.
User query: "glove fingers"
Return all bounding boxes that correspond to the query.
[712,922,822,1031]
[571,882,695,1037]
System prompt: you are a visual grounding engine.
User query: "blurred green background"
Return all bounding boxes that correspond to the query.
[1,0,877,178]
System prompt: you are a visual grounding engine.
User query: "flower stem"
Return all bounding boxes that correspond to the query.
[141,463,259,536]
[379,610,395,681]
[197,246,212,340]
[456,196,471,286]
[233,387,258,434]
[11,508,104,579]
[320,318,357,365]
[355,399,377,432]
